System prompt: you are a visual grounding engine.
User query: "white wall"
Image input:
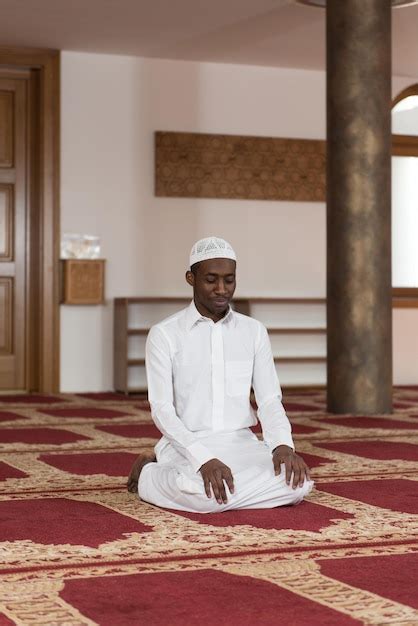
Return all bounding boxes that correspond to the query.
[60,52,418,390]
[393,310,418,385]
[60,53,328,391]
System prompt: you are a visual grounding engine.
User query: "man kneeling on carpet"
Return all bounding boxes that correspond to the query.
[127,236,313,512]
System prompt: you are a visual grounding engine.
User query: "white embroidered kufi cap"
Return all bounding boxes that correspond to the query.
[189,236,237,267]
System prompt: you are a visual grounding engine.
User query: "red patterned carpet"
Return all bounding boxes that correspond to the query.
[0,388,417,625]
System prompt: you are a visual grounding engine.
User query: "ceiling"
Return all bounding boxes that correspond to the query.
[1,0,418,77]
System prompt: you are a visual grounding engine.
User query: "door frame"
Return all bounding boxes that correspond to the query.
[0,47,60,393]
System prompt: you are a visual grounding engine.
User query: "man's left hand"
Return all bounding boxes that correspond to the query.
[272,445,310,489]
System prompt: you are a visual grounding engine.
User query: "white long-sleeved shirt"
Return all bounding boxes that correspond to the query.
[146,301,294,472]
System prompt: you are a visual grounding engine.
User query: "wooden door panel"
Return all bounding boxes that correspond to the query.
[0,276,14,388]
[0,184,13,260]
[0,77,26,390]
[0,91,13,167]
[0,277,13,353]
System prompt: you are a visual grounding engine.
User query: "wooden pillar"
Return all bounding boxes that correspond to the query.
[326,0,393,413]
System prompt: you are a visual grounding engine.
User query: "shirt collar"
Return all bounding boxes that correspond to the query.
[185,300,235,330]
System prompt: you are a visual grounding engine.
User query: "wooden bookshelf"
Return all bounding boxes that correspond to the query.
[113,296,328,392]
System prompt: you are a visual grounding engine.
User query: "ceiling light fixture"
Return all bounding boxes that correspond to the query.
[295,0,418,7]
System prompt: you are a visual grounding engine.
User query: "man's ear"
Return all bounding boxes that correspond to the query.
[185,270,194,287]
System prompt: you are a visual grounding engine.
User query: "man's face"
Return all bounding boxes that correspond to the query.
[186,258,236,321]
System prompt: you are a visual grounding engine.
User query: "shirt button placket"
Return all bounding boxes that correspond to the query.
[211,322,225,431]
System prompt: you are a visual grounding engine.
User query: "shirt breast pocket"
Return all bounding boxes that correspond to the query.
[226,360,253,397]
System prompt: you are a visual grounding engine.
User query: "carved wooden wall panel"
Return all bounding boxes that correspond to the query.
[155,132,326,202]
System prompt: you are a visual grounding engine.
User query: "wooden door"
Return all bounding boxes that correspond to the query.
[0,49,60,394]
[0,72,29,390]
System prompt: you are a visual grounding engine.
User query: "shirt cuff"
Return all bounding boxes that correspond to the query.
[185,441,215,473]
[267,431,295,453]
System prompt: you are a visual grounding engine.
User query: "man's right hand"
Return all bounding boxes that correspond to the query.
[200,458,234,504]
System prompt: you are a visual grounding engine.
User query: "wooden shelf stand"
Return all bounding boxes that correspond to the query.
[113,296,328,392]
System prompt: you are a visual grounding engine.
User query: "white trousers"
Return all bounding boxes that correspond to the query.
[138,429,313,513]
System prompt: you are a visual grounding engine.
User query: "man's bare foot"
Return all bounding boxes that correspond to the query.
[127,453,156,493]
